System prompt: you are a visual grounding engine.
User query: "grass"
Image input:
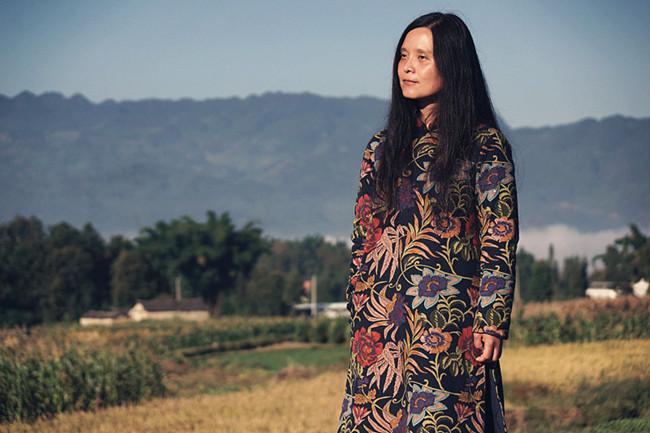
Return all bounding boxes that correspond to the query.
[162,342,349,397]
[212,343,349,371]
[512,295,650,320]
[3,339,649,433]
[501,339,650,392]
[501,339,650,432]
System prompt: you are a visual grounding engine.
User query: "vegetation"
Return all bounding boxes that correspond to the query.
[2,211,648,327]
[591,223,650,285]
[0,347,165,424]
[501,339,650,432]
[0,316,349,423]
[517,224,649,302]
[1,337,648,433]
[1,297,648,425]
[0,213,351,326]
[509,296,649,346]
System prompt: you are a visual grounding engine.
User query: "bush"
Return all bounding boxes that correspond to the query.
[509,307,650,347]
[0,348,165,424]
[308,318,331,343]
[327,317,349,344]
[574,377,650,426]
[591,417,650,432]
[293,318,311,342]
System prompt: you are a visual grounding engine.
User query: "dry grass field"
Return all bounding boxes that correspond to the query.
[3,339,649,433]
[511,295,650,320]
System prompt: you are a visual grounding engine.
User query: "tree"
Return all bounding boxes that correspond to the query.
[0,216,48,325]
[238,266,291,316]
[111,250,164,307]
[256,235,350,303]
[593,224,650,285]
[41,245,96,322]
[516,249,535,302]
[41,222,112,320]
[559,256,588,299]
[136,211,266,313]
[527,260,556,302]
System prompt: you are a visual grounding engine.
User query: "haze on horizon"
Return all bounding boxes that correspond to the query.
[1,0,649,129]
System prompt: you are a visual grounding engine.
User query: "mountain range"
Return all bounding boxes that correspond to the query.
[1,91,648,241]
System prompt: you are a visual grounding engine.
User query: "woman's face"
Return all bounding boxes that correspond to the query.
[398,27,442,113]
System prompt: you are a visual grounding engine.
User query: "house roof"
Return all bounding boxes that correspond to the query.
[137,298,208,312]
[588,281,618,289]
[81,308,129,319]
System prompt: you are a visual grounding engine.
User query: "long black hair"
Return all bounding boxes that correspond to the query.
[377,12,499,212]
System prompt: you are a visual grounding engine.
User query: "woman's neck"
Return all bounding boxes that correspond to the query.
[419,101,437,129]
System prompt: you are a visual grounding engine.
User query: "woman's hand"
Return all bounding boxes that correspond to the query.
[473,333,502,363]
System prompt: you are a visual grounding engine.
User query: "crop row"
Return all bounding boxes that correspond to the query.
[0,348,165,424]
[509,308,649,346]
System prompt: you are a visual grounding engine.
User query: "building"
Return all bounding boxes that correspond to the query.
[294,302,349,318]
[79,298,209,326]
[79,308,130,326]
[585,281,620,299]
[632,278,649,297]
[128,298,209,322]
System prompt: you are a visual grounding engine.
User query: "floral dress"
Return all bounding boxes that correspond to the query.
[337,124,518,433]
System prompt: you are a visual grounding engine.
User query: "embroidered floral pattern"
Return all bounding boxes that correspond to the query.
[479,271,513,308]
[487,217,515,242]
[356,194,374,228]
[458,326,481,367]
[339,126,518,433]
[352,327,383,367]
[396,178,416,210]
[407,385,449,425]
[477,162,513,203]
[433,212,461,238]
[406,268,461,309]
[421,327,452,354]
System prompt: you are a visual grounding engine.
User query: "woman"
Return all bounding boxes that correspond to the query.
[338,12,518,433]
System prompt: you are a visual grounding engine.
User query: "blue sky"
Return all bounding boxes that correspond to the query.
[1,0,648,128]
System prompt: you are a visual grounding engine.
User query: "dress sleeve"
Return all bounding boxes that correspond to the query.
[346,132,383,301]
[472,128,519,339]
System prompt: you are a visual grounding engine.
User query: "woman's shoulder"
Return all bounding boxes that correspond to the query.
[369,129,387,144]
[472,124,513,161]
[362,129,386,157]
[473,124,506,142]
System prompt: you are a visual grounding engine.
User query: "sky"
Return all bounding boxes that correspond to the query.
[1,0,649,128]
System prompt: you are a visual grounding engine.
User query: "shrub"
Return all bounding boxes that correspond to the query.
[509,307,650,347]
[574,377,650,426]
[308,318,331,343]
[0,348,165,424]
[327,317,349,344]
[293,318,311,342]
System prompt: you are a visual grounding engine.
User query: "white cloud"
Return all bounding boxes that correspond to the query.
[518,224,638,266]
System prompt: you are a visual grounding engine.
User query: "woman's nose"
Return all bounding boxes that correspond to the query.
[403,58,413,73]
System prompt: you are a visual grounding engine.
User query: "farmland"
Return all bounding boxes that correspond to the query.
[1,297,649,433]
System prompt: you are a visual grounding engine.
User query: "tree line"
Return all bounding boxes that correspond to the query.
[517,224,649,302]
[1,212,647,326]
[0,212,349,326]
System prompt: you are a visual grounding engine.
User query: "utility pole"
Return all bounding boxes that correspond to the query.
[310,274,318,316]
[175,276,182,300]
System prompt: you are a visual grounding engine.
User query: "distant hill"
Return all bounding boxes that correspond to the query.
[1,91,648,239]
